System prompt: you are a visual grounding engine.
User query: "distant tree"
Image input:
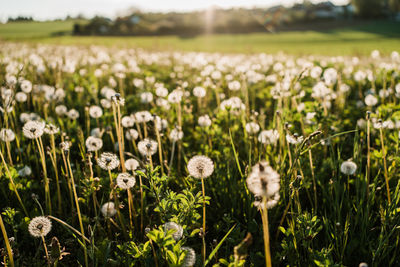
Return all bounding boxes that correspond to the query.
[389,0,400,12]
[7,16,34,22]
[352,0,385,18]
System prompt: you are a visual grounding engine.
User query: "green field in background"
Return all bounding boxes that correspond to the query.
[0,20,399,55]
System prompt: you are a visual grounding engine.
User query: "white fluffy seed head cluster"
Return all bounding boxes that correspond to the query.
[28,216,52,238]
[85,136,103,152]
[125,158,140,171]
[23,120,45,139]
[258,129,279,145]
[116,172,136,189]
[187,155,214,179]
[97,152,120,170]
[137,138,158,157]
[246,161,280,209]
[0,128,15,142]
[163,222,183,241]
[181,247,196,267]
[101,202,117,217]
[340,160,357,175]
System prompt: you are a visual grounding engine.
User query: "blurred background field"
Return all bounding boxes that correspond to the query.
[1,20,400,55]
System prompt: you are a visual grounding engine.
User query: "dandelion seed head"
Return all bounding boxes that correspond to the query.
[116,172,136,189]
[28,216,52,238]
[187,155,214,179]
[85,136,103,152]
[97,152,120,170]
[163,222,183,241]
[246,161,280,202]
[182,247,196,267]
[0,128,15,142]
[101,202,117,217]
[137,138,158,157]
[89,105,103,119]
[340,160,357,175]
[23,120,45,139]
[125,158,140,171]
[44,123,60,135]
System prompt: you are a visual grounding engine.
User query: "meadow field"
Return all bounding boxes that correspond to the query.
[0,20,400,55]
[0,19,400,267]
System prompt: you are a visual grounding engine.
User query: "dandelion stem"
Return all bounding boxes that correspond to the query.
[201,177,206,266]
[66,151,89,267]
[379,127,391,204]
[0,214,14,267]
[40,235,50,267]
[366,114,371,199]
[261,197,272,267]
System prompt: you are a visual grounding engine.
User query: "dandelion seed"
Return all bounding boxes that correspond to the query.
[163,222,183,241]
[137,138,158,157]
[28,216,52,238]
[116,172,136,189]
[97,152,120,170]
[101,202,117,217]
[187,155,214,179]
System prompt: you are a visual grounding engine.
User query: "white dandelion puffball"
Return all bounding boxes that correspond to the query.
[85,136,103,152]
[125,129,139,141]
[163,222,183,241]
[125,158,140,171]
[340,160,357,175]
[89,105,103,119]
[55,105,67,116]
[245,122,260,135]
[18,166,32,176]
[182,247,196,267]
[258,129,279,145]
[116,172,136,189]
[0,128,15,142]
[23,121,45,139]
[44,124,60,135]
[97,152,120,170]
[286,133,304,145]
[28,216,52,238]
[187,155,214,179]
[121,116,135,128]
[67,109,80,120]
[138,138,158,157]
[101,202,117,217]
[169,127,184,141]
[365,94,378,106]
[246,161,280,199]
[198,115,212,127]
[193,86,206,98]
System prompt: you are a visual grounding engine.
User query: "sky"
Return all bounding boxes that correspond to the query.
[1,0,350,22]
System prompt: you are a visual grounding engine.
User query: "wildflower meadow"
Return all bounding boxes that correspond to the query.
[1,43,400,266]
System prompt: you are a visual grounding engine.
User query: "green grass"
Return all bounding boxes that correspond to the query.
[0,20,399,55]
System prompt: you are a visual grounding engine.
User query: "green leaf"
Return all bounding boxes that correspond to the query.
[205,224,236,266]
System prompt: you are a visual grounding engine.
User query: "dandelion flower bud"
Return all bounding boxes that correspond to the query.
[97,152,120,170]
[340,160,357,175]
[101,202,117,217]
[137,138,158,157]
[28,216,52,238]
[116,172,136,189]
[182,247,196,267]
[187,155,214,179]
[163,222,183,241]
